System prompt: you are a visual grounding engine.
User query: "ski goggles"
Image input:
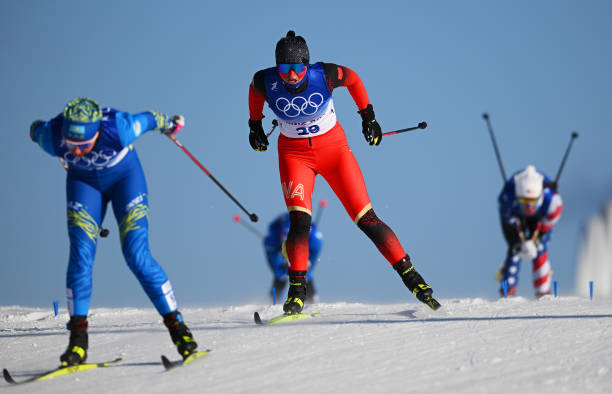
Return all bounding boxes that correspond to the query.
[64,132,99,150]
[518,197,539,205]
[278,63,307,74]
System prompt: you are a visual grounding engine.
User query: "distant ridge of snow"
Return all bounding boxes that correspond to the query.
[576,201,612,297]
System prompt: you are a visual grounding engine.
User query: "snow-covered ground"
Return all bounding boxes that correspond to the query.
[1,298,611,393]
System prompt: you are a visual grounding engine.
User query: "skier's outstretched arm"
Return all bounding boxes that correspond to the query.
[321,63,369,109]
[247,72,269,152]
[30,114,62,157]
[536,193,563,239]
[115,111,184,147]
[248,71,267,121]
[322,63,382,146]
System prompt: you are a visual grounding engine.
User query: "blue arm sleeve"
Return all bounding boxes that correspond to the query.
[115,111,169,147]
[497,182,516,226]
[31,120,57,157]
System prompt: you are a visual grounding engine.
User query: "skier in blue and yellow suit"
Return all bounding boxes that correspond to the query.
[30,98,198,366]
[264,212,323,302]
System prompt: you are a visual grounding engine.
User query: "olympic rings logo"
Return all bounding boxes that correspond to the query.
[63,149,117,169]
[275,93,324,118]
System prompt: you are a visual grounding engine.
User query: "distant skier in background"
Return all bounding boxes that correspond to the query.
[264,212,323,302]
[247,31,440,314]
[30,98,198,365]
[497,165,563,298]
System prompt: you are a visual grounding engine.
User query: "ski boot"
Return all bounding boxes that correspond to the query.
[163,311,198,359]
[393,256,441,310]
[283,270,307,315]
[60,315,88,367]
[499,286,517,298]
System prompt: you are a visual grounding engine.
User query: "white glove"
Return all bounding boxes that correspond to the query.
[518,240,538,260]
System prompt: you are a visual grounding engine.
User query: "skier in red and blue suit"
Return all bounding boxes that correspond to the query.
[264,212,323,302]
[30,98,198,365]
[248,31,440,314]
[498,165,563,297]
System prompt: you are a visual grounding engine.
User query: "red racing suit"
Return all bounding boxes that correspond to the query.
[249,62,407,272]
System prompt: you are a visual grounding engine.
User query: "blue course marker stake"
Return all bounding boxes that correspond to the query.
[553,281,558,297]
[589,281,594,300]
[272,287,277,305]
[53,300,59,316]
[502,280,508,298]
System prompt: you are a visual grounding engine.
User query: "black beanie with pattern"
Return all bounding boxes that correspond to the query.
[275,31,309,65]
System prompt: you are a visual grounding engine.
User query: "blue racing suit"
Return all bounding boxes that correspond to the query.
[263,212,323,282]
[31,108,179,316]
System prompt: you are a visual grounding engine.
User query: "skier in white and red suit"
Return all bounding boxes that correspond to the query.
[248,31,440,314]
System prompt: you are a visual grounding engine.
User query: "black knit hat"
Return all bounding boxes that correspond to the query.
[275,31,309,65]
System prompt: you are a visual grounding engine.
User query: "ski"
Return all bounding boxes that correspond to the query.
[254,311,321,325]
[2,357,122,385]
[423,296,442,311]
[161,350,211,371]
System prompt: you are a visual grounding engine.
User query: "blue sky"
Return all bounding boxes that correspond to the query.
[1,0,611,309]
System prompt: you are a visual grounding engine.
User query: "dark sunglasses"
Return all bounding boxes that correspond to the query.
[64,133,99,150]
[278,63,307,74]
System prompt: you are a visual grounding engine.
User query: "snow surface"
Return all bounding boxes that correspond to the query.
[1,298,612,393]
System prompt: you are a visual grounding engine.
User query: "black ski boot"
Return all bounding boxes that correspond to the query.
[60,315,88,367]
[283,270,307,315]
[393,256,441,310]
[163,311,198,359]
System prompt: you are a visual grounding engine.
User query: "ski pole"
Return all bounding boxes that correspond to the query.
[233,214,264,239]
[382,122,427,137]
[516,221,526,243]
[59,158,110,237]
[167,134,259,222]
[551,132,579,190]
[266,119,279,138]
[482,113,507,183]
[314,199,328,226]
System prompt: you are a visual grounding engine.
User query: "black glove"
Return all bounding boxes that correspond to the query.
[358,104,382,146]
[249,118,269,152]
